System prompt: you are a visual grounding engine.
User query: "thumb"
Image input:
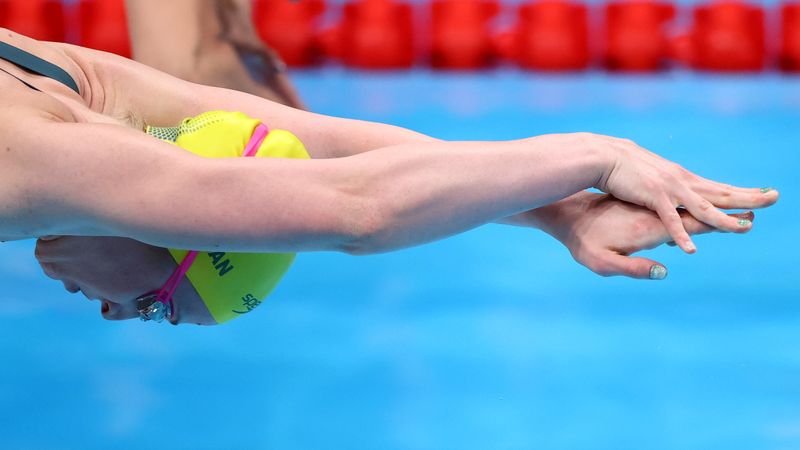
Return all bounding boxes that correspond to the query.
[590,252,668,280]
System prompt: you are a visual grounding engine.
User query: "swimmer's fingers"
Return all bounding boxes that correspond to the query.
[680,190,753,233]
[655,188,755,253]
[665,210,754,246]
[586,253,669,280]
[690,176,779,210]
[588,211,756,279]
[654,198,696,254]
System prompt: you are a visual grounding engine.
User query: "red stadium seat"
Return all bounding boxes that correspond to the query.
[673,1,766,71]
[780,2,800,71]
[0,0,65,42]
[498,0,590,71]
[604,1,676,71]
[77,0,131,58]
[430,0,501,69]
[253,0,325,67]
[321,0,416,69]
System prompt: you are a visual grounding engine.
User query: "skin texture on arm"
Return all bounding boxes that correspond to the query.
[3,113,608,253]
[11,112,775,257]
[1,117,357,250]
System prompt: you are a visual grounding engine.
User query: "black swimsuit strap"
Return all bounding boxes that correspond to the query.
[0,41,80,94]
[0,67,41,92]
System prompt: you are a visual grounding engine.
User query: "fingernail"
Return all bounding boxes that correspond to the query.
[738,218,752,227]
[686,241,696,253]
[760,187,773,194]
[650,265,668,280]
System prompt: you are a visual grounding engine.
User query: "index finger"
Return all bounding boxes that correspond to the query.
[656,198,696,254]
[692,178,779,209]
[666,210,755,246]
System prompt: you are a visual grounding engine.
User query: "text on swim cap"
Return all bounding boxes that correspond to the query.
[233,293,261,315]
[207,252,234,276]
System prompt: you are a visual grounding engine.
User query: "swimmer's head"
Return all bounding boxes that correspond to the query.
[36,111,308,326]
[146,111,310,325]
[35,236,215,325]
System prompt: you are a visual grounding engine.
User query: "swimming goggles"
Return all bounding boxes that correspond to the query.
[136,250,198,323]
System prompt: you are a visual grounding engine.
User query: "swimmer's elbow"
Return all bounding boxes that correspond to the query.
[334,182,397,256]
[335,196,388,256]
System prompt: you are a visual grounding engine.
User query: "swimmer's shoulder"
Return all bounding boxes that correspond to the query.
[0,29,149,129]
[0,28,88,97]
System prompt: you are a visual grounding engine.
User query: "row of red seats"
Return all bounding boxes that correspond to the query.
[0,0,797,72]
[0,0,130,57]
[259,0,800,72]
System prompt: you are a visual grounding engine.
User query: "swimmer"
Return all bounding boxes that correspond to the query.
[0,29,777,324]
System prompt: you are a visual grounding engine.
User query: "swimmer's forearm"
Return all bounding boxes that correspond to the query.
[133,135,605,253]
[338,134,609,254]
[495,193,585,232]
[17,121,604,253]
[91,133,605,253]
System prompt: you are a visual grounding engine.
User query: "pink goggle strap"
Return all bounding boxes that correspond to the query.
[157,123,271,319]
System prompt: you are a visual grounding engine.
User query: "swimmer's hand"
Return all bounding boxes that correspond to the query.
[589,134,778,254]
[502,191,755,280]
[215,0,305,109]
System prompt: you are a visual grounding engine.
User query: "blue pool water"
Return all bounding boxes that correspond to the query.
[0,70,797,450]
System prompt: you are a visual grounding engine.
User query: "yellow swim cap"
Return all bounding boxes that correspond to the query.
[146,111,309,324]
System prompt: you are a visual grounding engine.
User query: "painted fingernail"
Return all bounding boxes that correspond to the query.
[738,218,752,227]
[760,187,773,194]
[650,265,668,280]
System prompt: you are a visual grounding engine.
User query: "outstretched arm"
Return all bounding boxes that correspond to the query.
[43,41,779,251]
[4,116,608,251]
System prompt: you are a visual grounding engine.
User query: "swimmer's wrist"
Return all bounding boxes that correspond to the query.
[573,133,623,191]
[531,193,586,231]
[497,192,593,231]
[529,132,615,192]
[571,133,616,190]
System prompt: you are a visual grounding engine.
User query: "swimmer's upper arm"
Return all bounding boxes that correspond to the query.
[11,120,364,251]
[188,84,440,158]
[62,43,437,158]
[59,42,205,128]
